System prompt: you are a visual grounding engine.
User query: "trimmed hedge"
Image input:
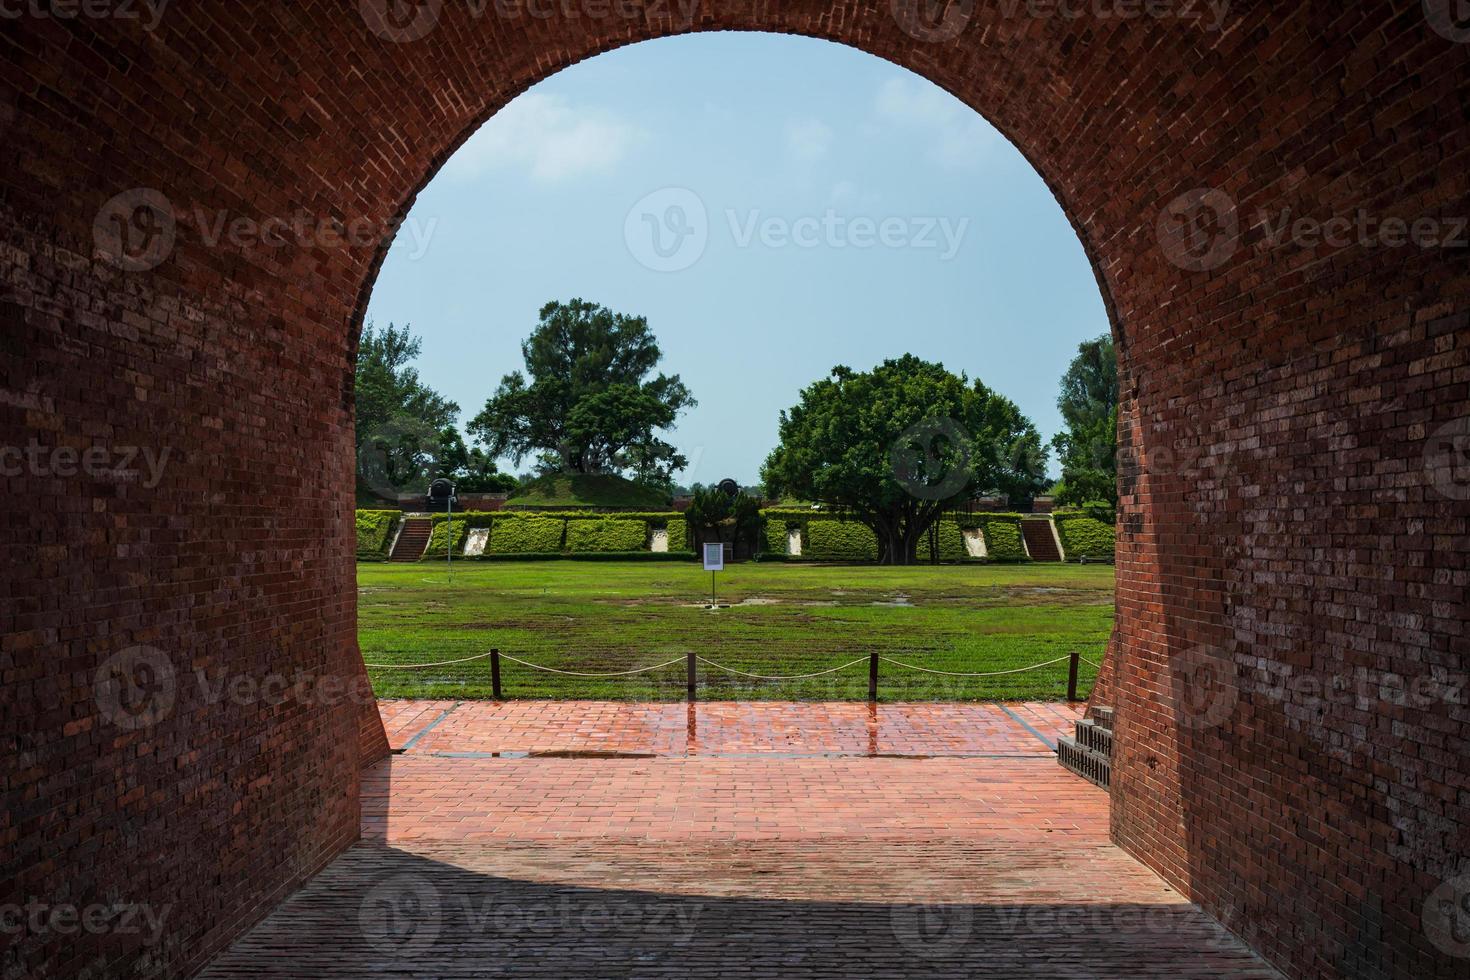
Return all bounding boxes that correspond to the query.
[806,519,880,561]
[355,510,401,560]
[1053,510,1116,562]
[470,551,697,562]
[566,517,649,553]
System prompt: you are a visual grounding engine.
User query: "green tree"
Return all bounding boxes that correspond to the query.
[685,486,763,551]
[355,321,461,499]
[1050,334,1118,507]
[468,299,695,480]
[762,356,1049,565]
[437,427,518,494]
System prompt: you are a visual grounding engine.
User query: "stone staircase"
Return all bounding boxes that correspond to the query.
[1021,519,1062,561]
[1057,705,1113,788]
[389,518,432,562]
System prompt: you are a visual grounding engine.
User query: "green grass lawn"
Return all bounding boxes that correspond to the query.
[358,561,1114,702]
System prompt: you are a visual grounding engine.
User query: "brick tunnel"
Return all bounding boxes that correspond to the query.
[2,3,1467,978]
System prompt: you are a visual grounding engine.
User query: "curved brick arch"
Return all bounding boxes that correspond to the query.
[2,4,1466,979]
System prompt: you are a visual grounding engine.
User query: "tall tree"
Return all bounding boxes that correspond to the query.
[762,356,1049,565]
[469,299,695,481]
[1051,334,1118,507]
[355,321,462,498]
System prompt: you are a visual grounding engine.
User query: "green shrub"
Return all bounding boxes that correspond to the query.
[663,516,689,552]
[469,551,696,562]
[566,517,648,553]
[355,510,401,560]
[491,515,567,554]
[806,518,879,561]
[1054,511,1115,561]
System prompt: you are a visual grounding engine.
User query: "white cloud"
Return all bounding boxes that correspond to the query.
[872,77,995,170]
[785,118,835,163]
[442,93,640,183]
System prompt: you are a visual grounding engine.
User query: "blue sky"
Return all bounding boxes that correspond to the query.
[366,31,1109,485]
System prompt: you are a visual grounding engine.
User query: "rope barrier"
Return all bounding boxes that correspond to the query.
[496,653,686,677]
[696,656,870,680]
[363,652,496,669]
[877,654,1073,677]
[367,650,1094,679]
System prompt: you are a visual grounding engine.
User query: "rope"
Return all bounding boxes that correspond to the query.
[696,656,869,680]
[877,654,1073,677]
[1080,656,1103,670]
[363,652,496,669]
[497,653,686,677]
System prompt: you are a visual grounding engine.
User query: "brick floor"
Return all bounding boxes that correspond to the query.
[201,702,1279,978]
[382,699,1083,757]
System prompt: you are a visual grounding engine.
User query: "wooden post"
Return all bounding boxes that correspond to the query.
[868,649,879,702]
[687,649,696,701]
[491,648,502,701]
[1067,649,1081,702]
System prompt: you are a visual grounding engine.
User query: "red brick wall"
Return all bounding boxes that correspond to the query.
[1,3,1465,978]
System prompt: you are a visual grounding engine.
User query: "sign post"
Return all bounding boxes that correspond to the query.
[703,542,724,609]
[428,479,457,584]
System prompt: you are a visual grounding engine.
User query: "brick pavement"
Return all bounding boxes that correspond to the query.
[201,702,1279,978]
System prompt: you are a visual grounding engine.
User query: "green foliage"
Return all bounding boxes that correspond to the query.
[491,515,568,555]
[762,355,1049,564]
[355,321,461,499]
[1053,510,1116,561]
[664,516,689,552]
[1052,334,1118,507]
[355,510,401,560]
[566,518,648,553]
[504,472,671,510]
[804,519,880,561]
[472,551,696,562]
[468,299,695,481]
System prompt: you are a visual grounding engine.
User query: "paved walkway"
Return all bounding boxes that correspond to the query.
[202,701,1279,979]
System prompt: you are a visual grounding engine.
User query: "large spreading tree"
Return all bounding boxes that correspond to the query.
[469,300,695,488]
[1050,334,1118,508]
[762,355,1049,565]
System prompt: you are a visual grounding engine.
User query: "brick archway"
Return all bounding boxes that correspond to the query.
[3,4,1466,978]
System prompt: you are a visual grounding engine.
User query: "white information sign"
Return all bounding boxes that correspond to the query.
[703,542,725,572]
